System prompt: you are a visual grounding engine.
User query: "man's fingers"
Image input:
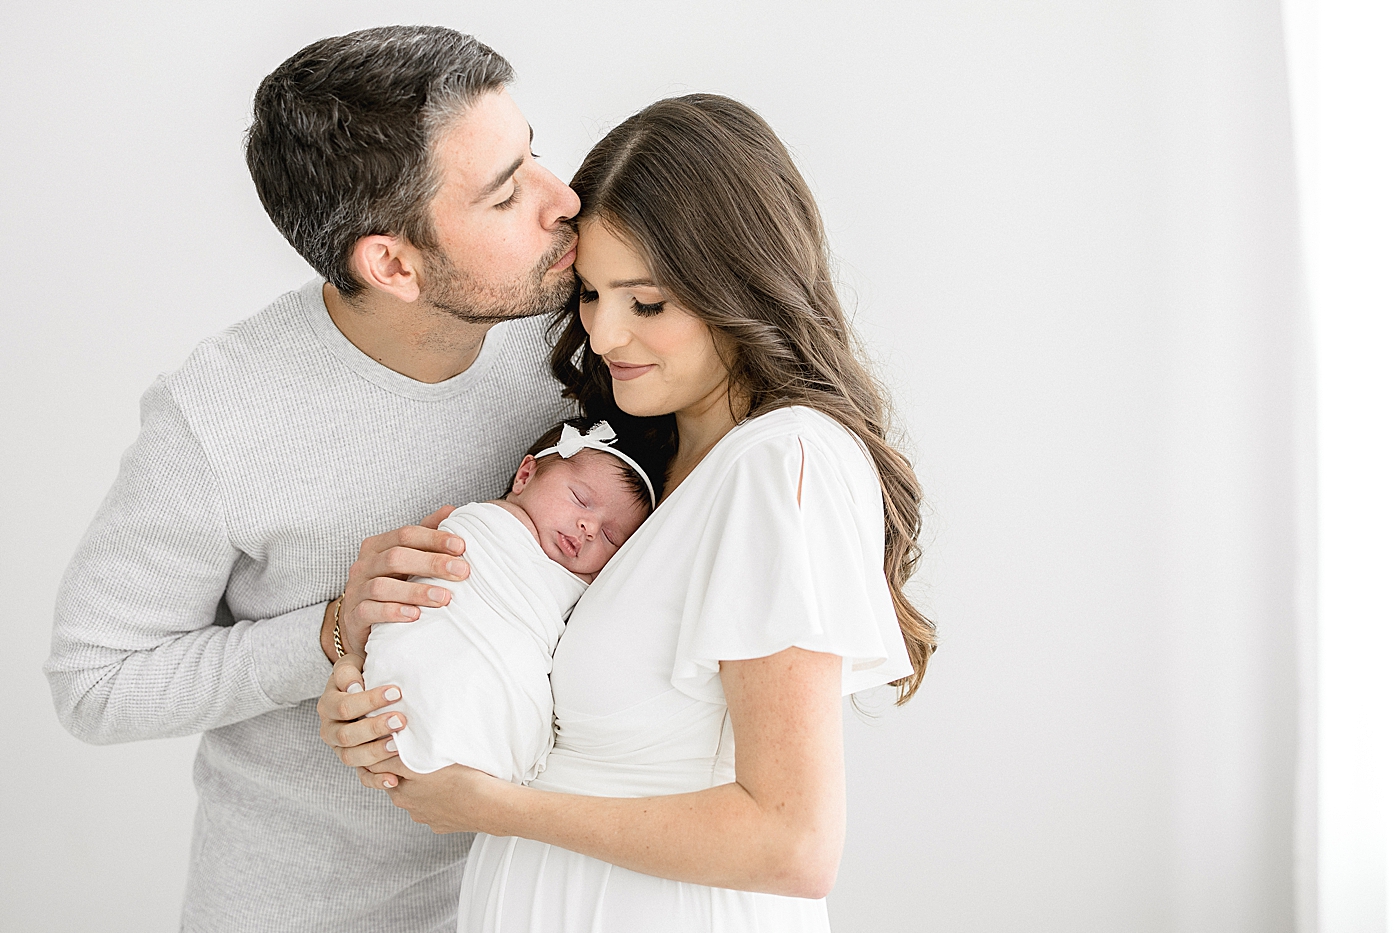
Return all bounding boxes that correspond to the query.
[349,599,422,626]
[347,548,468,592]
[372,545,469,581]
[362,577,454,609]
[358,524,466,564]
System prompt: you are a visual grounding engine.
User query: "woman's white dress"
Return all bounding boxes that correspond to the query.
[458,407,914,933]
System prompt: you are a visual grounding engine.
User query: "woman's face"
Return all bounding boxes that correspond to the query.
[574,219,730,419]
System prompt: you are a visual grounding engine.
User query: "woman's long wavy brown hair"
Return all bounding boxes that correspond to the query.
[551,94,936,702]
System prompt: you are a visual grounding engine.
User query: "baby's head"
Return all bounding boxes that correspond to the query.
[505,419,656,576]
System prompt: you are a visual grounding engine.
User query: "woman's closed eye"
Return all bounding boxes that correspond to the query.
[575,283,664,317]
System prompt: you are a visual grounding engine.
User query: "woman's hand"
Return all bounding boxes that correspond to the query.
[443,647,845,898]
[364,759,512,834]
[317,656,408,783]
[319,505,471,660]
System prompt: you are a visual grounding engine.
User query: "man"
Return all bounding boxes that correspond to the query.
[45,25,578,931]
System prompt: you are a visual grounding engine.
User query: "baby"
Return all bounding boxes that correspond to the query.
[362,418,655,783]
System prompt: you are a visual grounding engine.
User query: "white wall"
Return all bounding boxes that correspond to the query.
[0,2,1305,930]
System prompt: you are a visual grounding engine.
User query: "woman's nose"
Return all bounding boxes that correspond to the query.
[585,302,628,357]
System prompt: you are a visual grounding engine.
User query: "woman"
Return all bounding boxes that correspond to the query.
[321,94,935,931]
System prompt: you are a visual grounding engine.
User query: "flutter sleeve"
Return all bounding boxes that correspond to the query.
[671,415,915,703]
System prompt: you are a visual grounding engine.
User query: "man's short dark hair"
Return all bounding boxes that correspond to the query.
[245,25,513,296]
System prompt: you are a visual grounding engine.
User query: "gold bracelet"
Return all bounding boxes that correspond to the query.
[332,594,347,659]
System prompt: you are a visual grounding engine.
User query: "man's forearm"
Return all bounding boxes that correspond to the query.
[44,377,333,743]
[47,601,331,743]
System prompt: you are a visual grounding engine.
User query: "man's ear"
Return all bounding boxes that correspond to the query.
[510,455,539,496]
[348,234,424,304]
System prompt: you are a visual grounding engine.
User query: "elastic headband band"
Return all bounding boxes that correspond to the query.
[534,421,657,508]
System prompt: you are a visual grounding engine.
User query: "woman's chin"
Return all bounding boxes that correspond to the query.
[610,383,668,418]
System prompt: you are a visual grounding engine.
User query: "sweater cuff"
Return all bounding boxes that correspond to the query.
[246,602,334,704]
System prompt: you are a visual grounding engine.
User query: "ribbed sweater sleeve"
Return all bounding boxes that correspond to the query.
[44,378,331,744]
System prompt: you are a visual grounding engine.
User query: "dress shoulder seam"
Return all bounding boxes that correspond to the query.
[717,406,871,475]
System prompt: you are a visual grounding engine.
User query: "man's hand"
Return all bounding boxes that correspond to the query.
[319,505,471,662]
[317,656,408,786]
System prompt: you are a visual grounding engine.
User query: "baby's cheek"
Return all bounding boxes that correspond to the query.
[581,548,613,576]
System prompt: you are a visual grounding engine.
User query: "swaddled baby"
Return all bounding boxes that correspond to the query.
[363,418,656,783]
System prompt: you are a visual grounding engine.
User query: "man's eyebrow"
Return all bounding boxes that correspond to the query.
[475,155,524,203]
[473,127,535,204]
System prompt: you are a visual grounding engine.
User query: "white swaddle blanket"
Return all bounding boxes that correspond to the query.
[362,503,587,783]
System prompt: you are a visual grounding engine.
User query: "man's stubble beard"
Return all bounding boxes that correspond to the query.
[421,228,577,325]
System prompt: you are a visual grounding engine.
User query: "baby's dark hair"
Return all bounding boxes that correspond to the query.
[507,416,662,513]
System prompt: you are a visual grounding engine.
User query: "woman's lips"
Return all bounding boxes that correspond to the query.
[606,360,656,382]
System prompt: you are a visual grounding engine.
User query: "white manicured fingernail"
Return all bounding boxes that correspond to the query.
[347,683,364,694]
[385,738,397,752]
[387,715,403,730]
[384,687,401,702]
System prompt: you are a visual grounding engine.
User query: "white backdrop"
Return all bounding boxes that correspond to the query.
[0,2,1307,931]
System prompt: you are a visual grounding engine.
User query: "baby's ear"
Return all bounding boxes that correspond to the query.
[511,455,538,495]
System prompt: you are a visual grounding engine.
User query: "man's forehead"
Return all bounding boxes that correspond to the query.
[430,89,530,191]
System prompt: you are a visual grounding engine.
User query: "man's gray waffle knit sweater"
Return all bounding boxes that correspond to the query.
[45,280,571,932]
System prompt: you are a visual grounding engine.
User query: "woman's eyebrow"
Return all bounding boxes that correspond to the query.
[611,278,656,288]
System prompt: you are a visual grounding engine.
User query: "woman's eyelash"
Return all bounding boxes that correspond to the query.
[575,287,664,316]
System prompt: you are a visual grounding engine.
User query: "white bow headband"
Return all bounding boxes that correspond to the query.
[535,421,657,508]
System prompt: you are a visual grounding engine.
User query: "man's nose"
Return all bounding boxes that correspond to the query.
[538,166,580,228]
